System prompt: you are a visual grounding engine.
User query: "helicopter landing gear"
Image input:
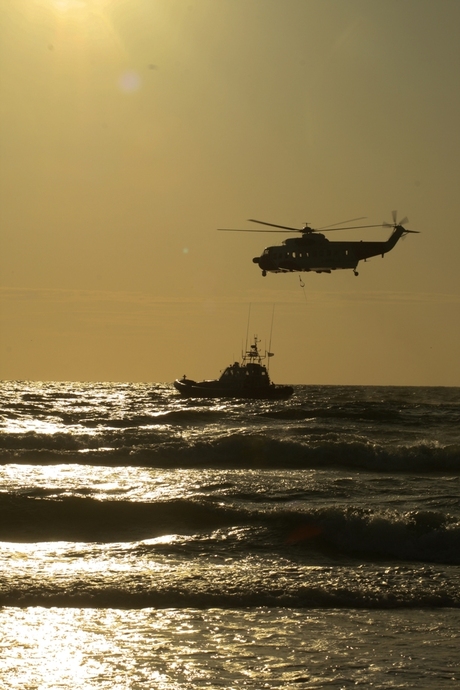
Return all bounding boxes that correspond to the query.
[262,270,267,277]
[353,270,359,276]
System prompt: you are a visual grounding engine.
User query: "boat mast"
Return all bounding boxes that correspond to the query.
[244,303,251,360]
[267,305,275,373]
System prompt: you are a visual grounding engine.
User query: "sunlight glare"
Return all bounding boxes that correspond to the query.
[52,0,87,11]
[47,0,113,11]
[34,0,120,38]
[38,0,125,62]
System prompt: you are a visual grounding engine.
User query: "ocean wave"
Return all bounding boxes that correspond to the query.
[261,405,404,423]
[2,433,458,472]
[1,560,458,609]
[276,505,460,565]
[0,495,243,543]
[169,435,460,472]
[4,402,459,429]
[78,409,231,428]
[1,494,459,565]
[2,587,458,609]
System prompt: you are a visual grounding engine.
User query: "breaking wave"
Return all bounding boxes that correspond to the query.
[1,432,459,472]
[2,493,459,565]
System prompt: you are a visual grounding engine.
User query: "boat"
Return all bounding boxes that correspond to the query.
[173,336,294,399]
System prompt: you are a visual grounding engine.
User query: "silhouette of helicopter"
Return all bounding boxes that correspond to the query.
[219,212,418,276]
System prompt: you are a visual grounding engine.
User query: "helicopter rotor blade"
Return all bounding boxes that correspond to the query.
[219,223,384,234]
[248,218,385,232]
[318,216,367,230]
[217,228,293,233]
[220,212,414,235]
[321,224,383,232]
[219,222,386,234]
[248,219,301,231]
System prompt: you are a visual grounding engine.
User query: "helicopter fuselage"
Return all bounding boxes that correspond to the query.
[252,225,406,276]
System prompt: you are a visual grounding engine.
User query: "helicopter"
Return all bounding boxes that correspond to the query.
[219,212,418,277]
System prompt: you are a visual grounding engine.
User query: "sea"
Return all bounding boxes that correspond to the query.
[0,381,459,689]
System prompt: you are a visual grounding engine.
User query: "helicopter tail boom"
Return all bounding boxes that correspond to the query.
[354,225,406,261]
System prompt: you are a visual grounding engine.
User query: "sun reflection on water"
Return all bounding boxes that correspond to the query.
[2,608,458,688]
[0,465,247,502]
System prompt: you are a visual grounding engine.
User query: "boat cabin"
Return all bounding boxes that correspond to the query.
[219,361,270,387]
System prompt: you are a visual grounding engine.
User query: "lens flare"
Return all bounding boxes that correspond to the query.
[118,70,142,93]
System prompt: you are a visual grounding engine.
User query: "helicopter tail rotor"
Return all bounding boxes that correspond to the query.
[383,211,418,234]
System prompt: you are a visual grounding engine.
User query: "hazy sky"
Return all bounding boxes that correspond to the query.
[1,0,459,385]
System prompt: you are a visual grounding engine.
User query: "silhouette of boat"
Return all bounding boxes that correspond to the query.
[174,336,293,400]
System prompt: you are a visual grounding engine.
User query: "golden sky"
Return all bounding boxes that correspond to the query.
[1,0,459,385]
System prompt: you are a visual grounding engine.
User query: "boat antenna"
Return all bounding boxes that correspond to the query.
[245,303,251,357]
[267,304,275,373]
